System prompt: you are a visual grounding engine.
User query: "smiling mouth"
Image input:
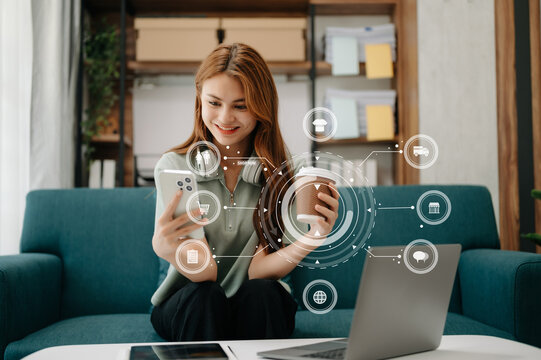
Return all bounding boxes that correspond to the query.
[215,124,240,134]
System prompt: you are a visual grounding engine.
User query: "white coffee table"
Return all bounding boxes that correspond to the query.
[22,335,541,360]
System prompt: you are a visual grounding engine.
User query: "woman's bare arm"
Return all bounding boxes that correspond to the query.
[248,188,340,279]
[153,189,217,282]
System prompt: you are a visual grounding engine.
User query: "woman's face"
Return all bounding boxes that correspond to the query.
[201,73,257,148]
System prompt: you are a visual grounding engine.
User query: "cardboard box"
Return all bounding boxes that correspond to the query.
[222,18,306,61]
[134,18,219,61]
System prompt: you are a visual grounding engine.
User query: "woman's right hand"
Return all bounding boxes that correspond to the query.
[152,189,207,264]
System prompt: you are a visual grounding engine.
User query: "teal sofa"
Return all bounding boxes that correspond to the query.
[1,186,540,359]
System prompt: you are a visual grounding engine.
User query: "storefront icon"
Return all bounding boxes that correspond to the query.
[428,202,440,214]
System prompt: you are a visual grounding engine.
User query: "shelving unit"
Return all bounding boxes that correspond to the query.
[127,60,372,76]
[91,134,132,146]
[320,136,399,146]
[308,0,419,185]
[80,0,418,187]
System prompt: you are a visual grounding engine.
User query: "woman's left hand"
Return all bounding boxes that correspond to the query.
[310,185,340,237]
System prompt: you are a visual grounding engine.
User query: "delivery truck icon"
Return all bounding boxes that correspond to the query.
[413,146,429,157]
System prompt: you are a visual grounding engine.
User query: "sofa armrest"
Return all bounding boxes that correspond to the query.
[0,253,61,358]
[459,249,541,347]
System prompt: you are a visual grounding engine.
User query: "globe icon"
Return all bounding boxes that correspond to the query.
[313,290,327,305]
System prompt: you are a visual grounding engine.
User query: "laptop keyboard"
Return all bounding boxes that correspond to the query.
[301,347,346,359]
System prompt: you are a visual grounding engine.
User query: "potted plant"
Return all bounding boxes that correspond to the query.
[83,18,119,165]
[521,189,541,246]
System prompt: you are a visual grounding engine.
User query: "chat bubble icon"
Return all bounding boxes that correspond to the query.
[413,250,429,263]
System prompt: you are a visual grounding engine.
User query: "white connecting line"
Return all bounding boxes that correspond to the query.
[214,244,269,258]
[378,206,415,210]
[357,150,401,168]
[223,206,257,210]
[363,246,401,258]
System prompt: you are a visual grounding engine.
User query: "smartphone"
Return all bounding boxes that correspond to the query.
[157,169,204,240]
[129,343,228,359]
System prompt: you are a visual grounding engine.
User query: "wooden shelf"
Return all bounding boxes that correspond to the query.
[85,0,418,186]
[91,134,132,147]
[86,0,398,16]
[317,136,398,146]
[85,0,308,16]
[128,61,200,75]
[128,60,372,76]
[310,0,397,15]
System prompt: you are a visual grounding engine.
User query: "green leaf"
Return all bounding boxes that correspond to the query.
[520,233,541,246]
[531,189,541,200]
[83,15,120,162]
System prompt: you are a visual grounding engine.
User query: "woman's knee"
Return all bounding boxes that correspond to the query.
[186,281,225,296]
[232,279,297,339]
[181,281,227,307]
[237,279,285,301]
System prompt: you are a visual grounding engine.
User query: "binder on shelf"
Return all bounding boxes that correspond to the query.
[325,88,396,138]
[325,24,396,64]
[331,36,360,76]
[88,159,116,188]
[102,160,116,188]
[366,105,395,141]
[89,160,102,189]
[329,97,360,139]
[365,43,394,79]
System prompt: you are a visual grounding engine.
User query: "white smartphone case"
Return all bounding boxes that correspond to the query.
[157,169,204,239]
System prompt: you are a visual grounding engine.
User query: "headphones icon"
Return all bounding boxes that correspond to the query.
[195,148,264,185]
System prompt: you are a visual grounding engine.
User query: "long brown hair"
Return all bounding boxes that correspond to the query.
[169,43,291,253]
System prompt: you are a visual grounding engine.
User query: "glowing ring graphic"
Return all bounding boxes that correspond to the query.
[403,134,439,169]
[186,141,221,176]
[175,239,211,275]
[302,107,338,142]
[403,239,439,274]
[257,152,376,269]
[186,190,221,225]
[302,279,338,314]
[416,190,451,225]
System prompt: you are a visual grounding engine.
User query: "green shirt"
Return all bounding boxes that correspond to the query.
[150,152,265,306]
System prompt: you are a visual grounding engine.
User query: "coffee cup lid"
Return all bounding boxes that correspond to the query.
[295,167,340,184]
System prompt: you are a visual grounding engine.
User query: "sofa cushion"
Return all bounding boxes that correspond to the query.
[292,309,352,338]
[443,312,515,340]
[4,314,164,360]
[292,310,516,341]
[20,189,160,318]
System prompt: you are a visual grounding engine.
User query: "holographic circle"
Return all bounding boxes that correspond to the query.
[416,190,451,225]
[403,134,439,169]
[175,239,211,275]
[186,190,221,225]
[403,239,439,274]
[186,141,221,176]
[302,279,338,314]
[257,152,376,269]
[302,107,338,142]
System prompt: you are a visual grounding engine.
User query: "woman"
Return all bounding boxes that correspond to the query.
[150,43,340,342]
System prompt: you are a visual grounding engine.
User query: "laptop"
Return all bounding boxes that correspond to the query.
[258,244,461,360]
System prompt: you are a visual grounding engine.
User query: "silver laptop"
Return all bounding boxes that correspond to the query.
[258,244,461,360]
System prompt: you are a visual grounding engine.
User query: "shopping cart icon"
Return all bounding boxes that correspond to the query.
[198,201,210,216]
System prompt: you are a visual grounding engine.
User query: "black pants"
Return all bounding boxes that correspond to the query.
[151,279,298,341]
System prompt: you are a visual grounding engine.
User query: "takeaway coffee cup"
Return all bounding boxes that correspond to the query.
[294,167,339,224]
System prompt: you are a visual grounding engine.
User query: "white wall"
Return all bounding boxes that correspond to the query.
[417,0,499,221]
[132,76,312,159]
